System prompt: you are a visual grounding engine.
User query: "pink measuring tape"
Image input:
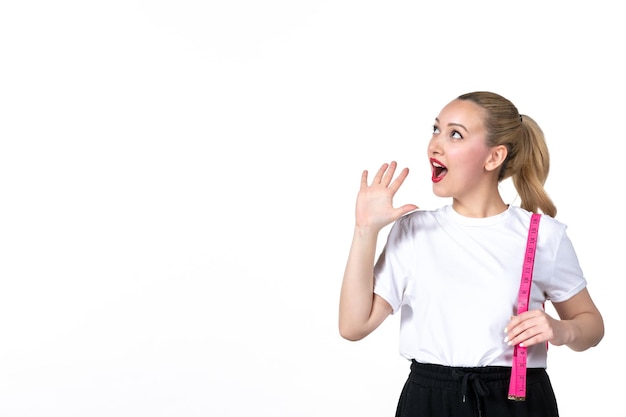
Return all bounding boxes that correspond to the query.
[508,213,541,401]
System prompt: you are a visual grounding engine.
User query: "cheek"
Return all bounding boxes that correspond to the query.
[449,147,487,174]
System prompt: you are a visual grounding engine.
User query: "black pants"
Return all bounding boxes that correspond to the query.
[395,360,559,417]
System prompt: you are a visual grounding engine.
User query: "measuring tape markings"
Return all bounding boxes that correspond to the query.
[507,213,541,401]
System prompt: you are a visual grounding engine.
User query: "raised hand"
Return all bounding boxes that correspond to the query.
[355,161,418,232]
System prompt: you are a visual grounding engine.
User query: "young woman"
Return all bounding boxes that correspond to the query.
[339,91,604,417]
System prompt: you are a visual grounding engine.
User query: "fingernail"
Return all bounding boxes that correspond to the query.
[504,336,509,343]
[504,327,508,334]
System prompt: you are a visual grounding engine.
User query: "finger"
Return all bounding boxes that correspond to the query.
[389,167,410,193]
[505,312,549,347]
[394,204,419,217]
[518,334,544,348]
[372,163,390,184]
[504,315,529,344]
[506,325,536,346]
[504,310,539,337]
[360,170,369,190]
[515,328,546,348]
[381,161,398,186]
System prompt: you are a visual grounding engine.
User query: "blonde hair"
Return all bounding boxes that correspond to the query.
[458,91,557,217]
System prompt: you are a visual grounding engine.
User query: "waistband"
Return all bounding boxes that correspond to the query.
[408,360,548,417]
[409,360,546,387]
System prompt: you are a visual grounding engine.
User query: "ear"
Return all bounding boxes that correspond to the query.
[484,145,508,172]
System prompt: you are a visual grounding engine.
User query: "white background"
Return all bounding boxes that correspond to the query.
[1,1,623,416]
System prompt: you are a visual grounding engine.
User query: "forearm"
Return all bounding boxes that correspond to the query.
[338,226,380,340]
[551,289,605,352]
[558,311,605,352]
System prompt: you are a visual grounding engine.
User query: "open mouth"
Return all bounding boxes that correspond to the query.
[431,159,447,183]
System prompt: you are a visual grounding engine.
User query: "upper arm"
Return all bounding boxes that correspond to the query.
[369,293,393,329]
[552,288,601,321]
[354,294,393,341]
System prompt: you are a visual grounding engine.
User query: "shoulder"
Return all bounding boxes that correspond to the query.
[507,206,568,243]
[508,205,565,226]
[393,207,441,229]
[383,208,441,244]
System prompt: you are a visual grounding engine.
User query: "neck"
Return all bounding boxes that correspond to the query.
[452,196,508,218]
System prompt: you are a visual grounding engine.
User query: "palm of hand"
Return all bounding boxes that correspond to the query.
[354,161,418,231]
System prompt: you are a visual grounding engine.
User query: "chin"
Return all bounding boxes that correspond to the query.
[432,185,450,198]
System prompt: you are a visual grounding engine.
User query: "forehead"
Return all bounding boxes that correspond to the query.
[436,99,486,131]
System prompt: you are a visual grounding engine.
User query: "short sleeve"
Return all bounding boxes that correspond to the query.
[546,229,587,303]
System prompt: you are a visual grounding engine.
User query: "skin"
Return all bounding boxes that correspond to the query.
[339,98,604,353]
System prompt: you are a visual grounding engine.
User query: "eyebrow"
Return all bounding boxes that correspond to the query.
[435,118,469,133]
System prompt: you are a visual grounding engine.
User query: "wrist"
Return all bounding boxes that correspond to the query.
[354,224,381,239]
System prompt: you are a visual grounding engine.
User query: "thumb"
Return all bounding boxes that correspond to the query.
[395,204,419,218]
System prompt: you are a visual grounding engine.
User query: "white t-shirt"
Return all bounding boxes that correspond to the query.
[373,205,587,368]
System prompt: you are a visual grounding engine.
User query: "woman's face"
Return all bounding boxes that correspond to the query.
[427,99,495,199]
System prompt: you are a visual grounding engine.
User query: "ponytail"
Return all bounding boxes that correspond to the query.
[511,115,556,217]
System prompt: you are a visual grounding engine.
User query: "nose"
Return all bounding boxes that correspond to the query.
[428,135,442,156]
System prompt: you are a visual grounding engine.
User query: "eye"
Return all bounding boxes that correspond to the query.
[432,125,440,134]
[451,130,463,139]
